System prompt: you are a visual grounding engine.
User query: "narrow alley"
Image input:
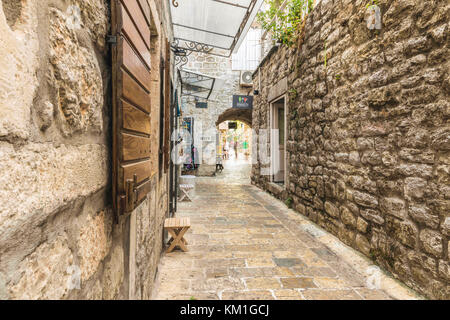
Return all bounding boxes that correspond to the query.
[0,0,448,303]
[154,158,420,300]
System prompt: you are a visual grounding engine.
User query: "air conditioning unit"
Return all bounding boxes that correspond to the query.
[240,71,253,87]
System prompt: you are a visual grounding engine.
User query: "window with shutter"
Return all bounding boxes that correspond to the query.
[112,0,153,218]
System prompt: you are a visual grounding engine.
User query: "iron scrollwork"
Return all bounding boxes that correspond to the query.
[171,39,214,54]
[170,39,214,67]
[170,40,191,67]
[174,55,190,68]
[183,41,214,54]
[172,0,179,7]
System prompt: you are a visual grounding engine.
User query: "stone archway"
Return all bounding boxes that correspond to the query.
[216,108,252,127]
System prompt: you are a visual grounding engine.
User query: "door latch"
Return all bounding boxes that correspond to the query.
[125,174,138,213]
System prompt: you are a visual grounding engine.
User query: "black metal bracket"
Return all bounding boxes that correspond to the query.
[171,39,214,55]
[106,35,117,44]
[170,41,191,68]
[170,39,216,67]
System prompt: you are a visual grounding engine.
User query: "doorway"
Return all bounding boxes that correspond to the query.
[218,120,252,162]
[212,120,252,184]
[271,97,286,185]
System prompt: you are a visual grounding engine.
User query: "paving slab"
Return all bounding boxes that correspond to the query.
[153,160,422,300]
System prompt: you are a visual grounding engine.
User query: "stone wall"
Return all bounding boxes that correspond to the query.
[181,53,251,175]
[252,0,449,299]
[0,0,170,300]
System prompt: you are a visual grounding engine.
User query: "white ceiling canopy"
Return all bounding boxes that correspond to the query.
[179,69,216,99]
[170,0,264,57]
[178,69,226,100]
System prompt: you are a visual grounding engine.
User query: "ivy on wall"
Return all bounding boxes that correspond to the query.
[257,0,314,46]
[366,0,379,8]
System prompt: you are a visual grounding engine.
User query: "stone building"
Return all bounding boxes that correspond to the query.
[251,0,449,299]
[0,0,176,299]
[180,48,256,176]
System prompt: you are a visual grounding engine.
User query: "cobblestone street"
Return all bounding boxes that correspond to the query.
[153,160,421,300]
[1,0,447,302]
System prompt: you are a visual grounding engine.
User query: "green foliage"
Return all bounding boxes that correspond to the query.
[257,0,314,47]
[289,88,298,99]
[285,197,293,208]
[291,109,298,119]
[366,0,379,9]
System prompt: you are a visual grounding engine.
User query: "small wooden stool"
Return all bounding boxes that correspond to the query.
[164,217,191,253]
[179,184,194,202]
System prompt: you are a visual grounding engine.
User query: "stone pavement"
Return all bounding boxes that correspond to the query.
[153,160,422,300]
[201,157,251,185]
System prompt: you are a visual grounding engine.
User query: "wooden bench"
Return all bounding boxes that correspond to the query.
[179,184,194,202]
[164,217,191,253]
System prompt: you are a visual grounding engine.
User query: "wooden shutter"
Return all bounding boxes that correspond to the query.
[112,0,152,218]
[164,40,171,172]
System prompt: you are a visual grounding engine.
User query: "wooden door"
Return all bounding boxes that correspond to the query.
[112,0,153,218]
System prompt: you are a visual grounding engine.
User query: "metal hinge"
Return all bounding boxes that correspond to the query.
[120,174,138,214]
[107,35,118,45]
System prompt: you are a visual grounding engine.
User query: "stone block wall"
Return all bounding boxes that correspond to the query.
[0,0,170,300]
[181,53,251,175]
[252,0,449,299]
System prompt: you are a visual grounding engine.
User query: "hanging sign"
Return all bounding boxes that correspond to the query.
[233,95,253,109]
[196,102,208,109]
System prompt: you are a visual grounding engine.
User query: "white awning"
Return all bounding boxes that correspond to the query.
[178,69,226,100]
[179,69,215,99]
[170,0,264,57]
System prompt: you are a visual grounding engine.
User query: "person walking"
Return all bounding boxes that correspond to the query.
[243,140,249,160]
[223,141,229,160]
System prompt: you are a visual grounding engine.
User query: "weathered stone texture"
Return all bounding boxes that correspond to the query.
[77,210,112,281]
[0,0,39,141]
[102,244,124,300]
[132,178,168,300]
[0,0,169,300]
[8,236,74,300]
[49,6,104,136]
[0,0,114,300]
[72,0,109,51]
[252,0,449,299]
[0,143,108,226]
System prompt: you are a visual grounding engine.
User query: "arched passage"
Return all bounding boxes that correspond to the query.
[216,108,252,128]
[215,107,253,184]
